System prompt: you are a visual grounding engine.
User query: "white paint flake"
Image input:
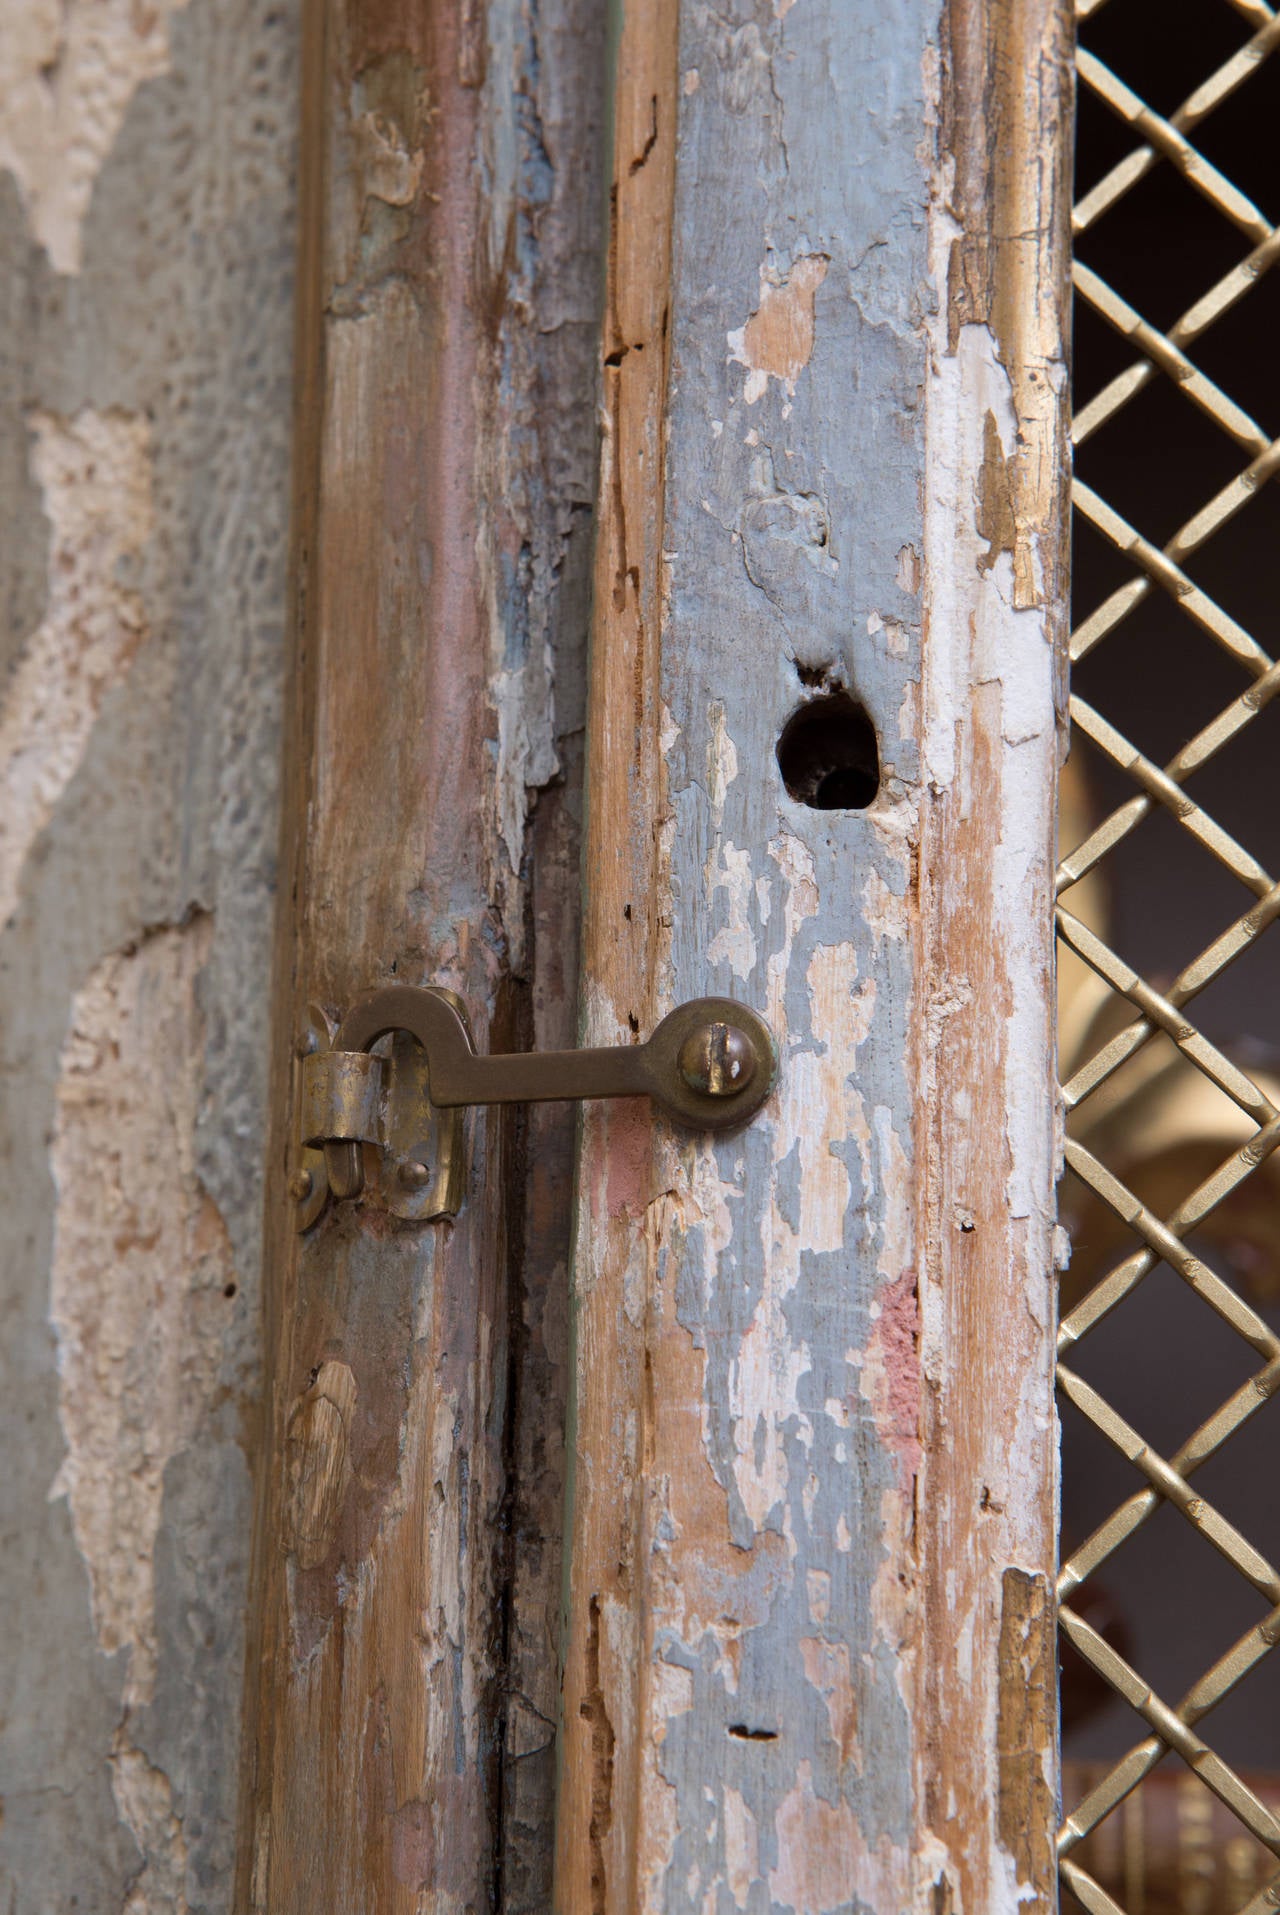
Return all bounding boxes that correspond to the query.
[723,1787,759,1909]
[706,840,758,979]
[705,701,740,821]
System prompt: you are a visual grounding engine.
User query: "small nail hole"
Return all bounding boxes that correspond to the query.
[776,692,879,810]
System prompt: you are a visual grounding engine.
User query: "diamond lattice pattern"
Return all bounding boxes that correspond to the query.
[1059,0,1280,1908]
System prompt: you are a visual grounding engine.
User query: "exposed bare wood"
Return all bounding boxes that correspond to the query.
[916,1,1073,1908]
[496,3,607,1903]
[238,2,604,1907]
[554,1,678,1904]
[556,2,1071,1909]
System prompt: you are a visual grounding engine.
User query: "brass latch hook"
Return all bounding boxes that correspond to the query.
[292,986,777,1226]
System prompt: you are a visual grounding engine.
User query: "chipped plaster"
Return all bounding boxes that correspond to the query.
[0,2,297,1903]
[0,0,190,273]
[49,918,228,1698]
[0,409,153,930]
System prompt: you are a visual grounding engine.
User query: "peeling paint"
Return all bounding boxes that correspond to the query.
[896,543,922,595]
[247,3,610,1904]
[705,841,757,979]
[727,255,830,405]
[0,0,190,273]
[976,408,1019,582]
[859,1267,922,1491]
[0,409,152,930]
[560,0,1068,1904]
[610,0,930,1890]
[705,700,739,821]
[913,5,1070,1908]
[722,1786,758,1908]
[799,1636,860,1772]
[996,1569,1055,1902]
[770,1762,907,1913]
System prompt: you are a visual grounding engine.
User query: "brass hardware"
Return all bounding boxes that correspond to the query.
[292,986,776,1227]
[1057,7,1280,1894]
[291,1004,335,1230]
[379,1020,468,1222]
[676,1020,757,1098]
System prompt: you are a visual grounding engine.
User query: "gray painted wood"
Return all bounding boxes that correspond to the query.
[0,0,1067,1905]
[557,1,1067,1907]
[651,4,929,1896]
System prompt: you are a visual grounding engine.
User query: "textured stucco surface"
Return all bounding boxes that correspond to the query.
[0,1,297,1906]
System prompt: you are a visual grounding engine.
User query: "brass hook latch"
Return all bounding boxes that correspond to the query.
[291,986,777,1227]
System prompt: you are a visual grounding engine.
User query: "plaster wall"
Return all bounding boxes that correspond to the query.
[0,4,298,1906]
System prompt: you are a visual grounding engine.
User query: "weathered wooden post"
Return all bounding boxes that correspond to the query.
[556,1,1070,1908]
[237,1,605,1907]
[239,0,1070,1905]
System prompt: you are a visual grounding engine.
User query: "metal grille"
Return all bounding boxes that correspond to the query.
[1058,0,1280,1906]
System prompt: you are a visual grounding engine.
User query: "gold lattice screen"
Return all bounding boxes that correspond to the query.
[1057,0,1280,1907]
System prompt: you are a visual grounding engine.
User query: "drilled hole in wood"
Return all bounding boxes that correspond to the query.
[776,691,879,809]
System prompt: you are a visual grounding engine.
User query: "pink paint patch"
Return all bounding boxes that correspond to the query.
[867,1268,922,1486]
[390,1799,434,1888]
[604,1097,652,1220]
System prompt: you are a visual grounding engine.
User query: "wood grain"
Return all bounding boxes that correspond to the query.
[556,2,1071,1909]
[236,0,1072,1904]
[553,0,679,1904]
[237,1,604,1907]
[915,2,1073,1908]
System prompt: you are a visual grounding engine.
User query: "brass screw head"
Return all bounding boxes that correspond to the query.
[398,1159,432,1191]
[289,1168,314,1201]
[677,1021,757,1098]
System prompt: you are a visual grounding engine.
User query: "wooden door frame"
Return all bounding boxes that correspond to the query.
[236,2,605,1905]
[556,2,1071,1909]
[238,1,1072,1908]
